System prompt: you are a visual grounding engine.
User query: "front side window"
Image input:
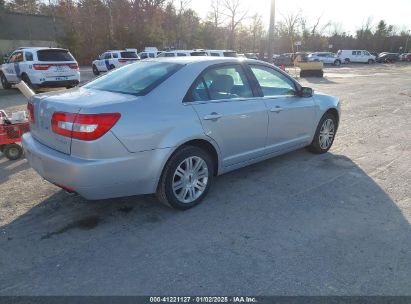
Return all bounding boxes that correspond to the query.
[84,61,182,96]
[9,52,22,63]
[188,65,253,102]
[102,53,112,60]
[250,65,296,97]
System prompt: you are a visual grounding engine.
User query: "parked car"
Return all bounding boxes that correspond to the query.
[92,49,139,75]
[23,57,340,210]
[337,50,376,64]
[273,53,293,66]
[157,50,208,57]
[376,52,400,63]
[206,50,238,57]
[244,53,258,60]
[0,47,80,89]
[307,52,342,66]
[399,53,411,61]
[138,47,161,59]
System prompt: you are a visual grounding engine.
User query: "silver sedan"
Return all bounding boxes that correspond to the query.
[22,57,340,209]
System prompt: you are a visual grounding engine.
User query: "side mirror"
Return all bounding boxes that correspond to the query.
[300,87,313,97]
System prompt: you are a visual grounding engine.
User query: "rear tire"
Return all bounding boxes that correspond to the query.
[156,146,214,210]
[0,72,12,89]
[92,65,100,76]
[307,113,338,154]
[368,59,374,64]
[334,60,341,66]
[109,64,115,70]
[3,144,23,160]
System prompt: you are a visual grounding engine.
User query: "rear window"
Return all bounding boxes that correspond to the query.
[37,49,75,62]
[84,61,183,96]
[223,52,238,57]
[120,52,138,58]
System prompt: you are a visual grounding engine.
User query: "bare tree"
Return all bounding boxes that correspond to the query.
[280,10,301,53]
[221,0,249,49]
[209,0,223,28]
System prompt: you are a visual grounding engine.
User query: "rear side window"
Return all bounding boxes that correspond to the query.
[113,53,119,58]
[187,65,253,102]
[25,52,33,61]
[120,52,137,58]
[84,62,183,96]
[177,53,187,57]
[210,52,220,57]
[37,49,75,61]
[164,53,175,57]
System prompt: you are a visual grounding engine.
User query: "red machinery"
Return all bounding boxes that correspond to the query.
[0,110,29,160]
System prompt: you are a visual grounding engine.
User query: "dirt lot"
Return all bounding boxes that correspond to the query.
[0,63,410,295]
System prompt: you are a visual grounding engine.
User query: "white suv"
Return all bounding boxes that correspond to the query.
[0,47,80,89]
[92,49,139,75]
[307,52,342,66]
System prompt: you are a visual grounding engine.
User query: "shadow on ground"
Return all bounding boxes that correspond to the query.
[0,150,410,295]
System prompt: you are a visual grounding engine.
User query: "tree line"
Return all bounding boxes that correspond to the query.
[1,0,410,64]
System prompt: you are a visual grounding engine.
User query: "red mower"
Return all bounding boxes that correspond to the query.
[0,110,30,160]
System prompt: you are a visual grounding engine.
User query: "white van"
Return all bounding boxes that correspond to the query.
[337,50,376,64]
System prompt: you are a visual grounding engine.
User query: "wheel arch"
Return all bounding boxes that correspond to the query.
[325,107,340,128]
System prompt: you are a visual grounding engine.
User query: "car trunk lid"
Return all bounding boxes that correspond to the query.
[29,88,134,154]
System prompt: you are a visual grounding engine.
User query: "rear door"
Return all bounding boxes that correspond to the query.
[188,63,268,167]
[248,64,317,153]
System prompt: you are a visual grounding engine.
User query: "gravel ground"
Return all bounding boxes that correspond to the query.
[0,63,410,295]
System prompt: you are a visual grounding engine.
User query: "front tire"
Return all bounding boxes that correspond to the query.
[3,144,23,160]
[368,59,374,64]
[156,146,214,210]
[0,73,12,89]
[307,113,338,154]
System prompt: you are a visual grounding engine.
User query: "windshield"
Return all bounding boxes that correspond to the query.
[84,61,183,96]
[37,49,75,61]
[120,51,138,58]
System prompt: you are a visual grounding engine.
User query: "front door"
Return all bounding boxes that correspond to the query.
[248,64,317,153]
[187,64,269,167]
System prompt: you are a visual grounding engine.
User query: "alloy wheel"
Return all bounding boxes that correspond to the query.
[319,118,335,150]
[172,156,209,204]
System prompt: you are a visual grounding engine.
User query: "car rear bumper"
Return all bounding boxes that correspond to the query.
[22,132,172,200]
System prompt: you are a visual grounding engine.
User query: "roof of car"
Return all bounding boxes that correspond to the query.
[143,56,258,65]
[17,47,67,51]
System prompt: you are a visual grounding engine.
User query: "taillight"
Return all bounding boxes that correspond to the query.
[118,59,127,63]
[27,101,35,123]
[51,112,121,141]
[33,64,51,70]
[69,63,79,69]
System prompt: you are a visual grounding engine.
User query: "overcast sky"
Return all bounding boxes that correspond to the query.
[188,0,411,34]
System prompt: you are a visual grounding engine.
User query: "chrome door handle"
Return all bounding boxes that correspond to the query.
[203,113,223,121]
[270,106,284,113]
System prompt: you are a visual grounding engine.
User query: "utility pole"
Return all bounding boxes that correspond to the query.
[267,0,275,63]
